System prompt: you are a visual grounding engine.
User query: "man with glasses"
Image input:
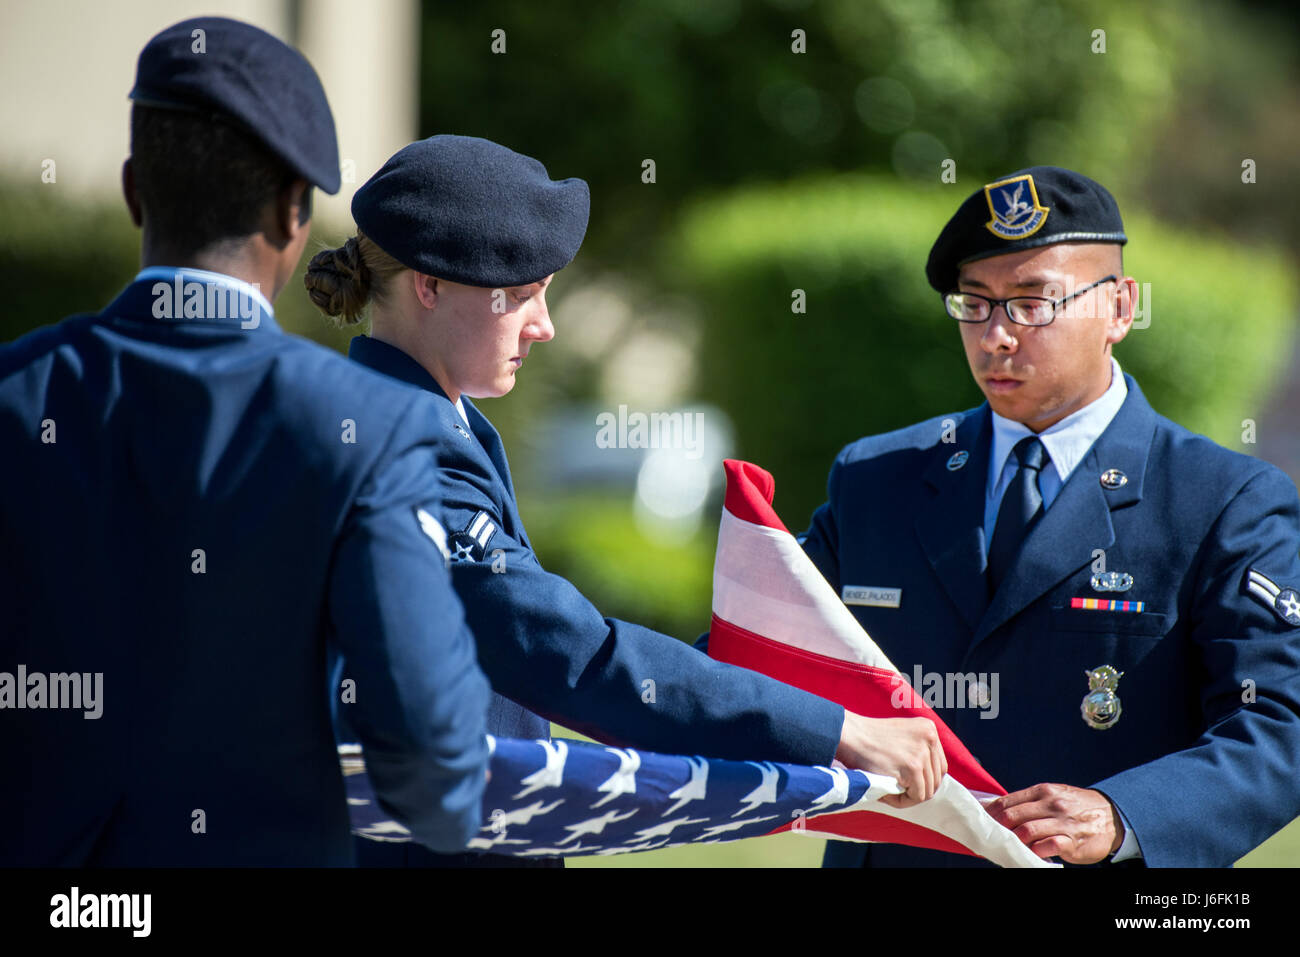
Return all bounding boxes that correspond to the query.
[802,167,1300,867]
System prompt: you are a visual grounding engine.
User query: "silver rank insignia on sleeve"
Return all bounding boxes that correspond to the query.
[1081,665,1123,730]
[1245,568,1300,626]
[448,510,497,564]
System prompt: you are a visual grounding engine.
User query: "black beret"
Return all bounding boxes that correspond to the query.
[130,16,340,194]
[351,135,591,287]
[926,166,1126,292]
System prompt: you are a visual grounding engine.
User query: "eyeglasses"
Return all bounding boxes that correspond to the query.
[942,275,1118,326]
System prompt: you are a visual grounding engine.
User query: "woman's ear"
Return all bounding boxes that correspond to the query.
[412,272,439,310]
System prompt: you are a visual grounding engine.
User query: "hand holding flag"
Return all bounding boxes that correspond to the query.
[835,713,946,807]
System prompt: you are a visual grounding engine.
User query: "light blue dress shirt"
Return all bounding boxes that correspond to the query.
[981,355,1141,861]
[133,266,275,327]
[983,357,1128,543]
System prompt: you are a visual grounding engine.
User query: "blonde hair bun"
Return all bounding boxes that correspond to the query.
[305,236,372,324]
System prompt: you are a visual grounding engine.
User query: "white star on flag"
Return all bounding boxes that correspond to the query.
[807,766,852,814]
[734,761,780,817]
[695,815,779,842]
[632,816,711,842]
[558,808,638,844]
[481,798,565,830]
[591,748,640,808]
[513,740,568,800]
[662,756,708,816]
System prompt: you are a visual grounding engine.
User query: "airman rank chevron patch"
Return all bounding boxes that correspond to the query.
[448,510,497,564]
[1245,568,1300,626]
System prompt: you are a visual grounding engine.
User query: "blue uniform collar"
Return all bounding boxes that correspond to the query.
[97,271,278,331]
[101,267,280,331]
[918,374,1156,637]
[347,334,480,427]
[134,266,275,315]
[347,334,454,399]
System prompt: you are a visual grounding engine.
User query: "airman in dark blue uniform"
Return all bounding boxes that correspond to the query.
[0,17,490,865]
[307,135,948,865]
[807,168,1300,867]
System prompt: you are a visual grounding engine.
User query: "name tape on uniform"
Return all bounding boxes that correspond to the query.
[842,586,902,608]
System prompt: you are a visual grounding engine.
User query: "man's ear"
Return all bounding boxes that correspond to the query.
[121,158,143,228]
[1108,276,1138,344]
[412,272,439,310]
[274,177,312,246]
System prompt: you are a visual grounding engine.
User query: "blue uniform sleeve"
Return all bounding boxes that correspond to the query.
[326,411,491,854]
[436,462,845,766]
[1091,466,1300,867]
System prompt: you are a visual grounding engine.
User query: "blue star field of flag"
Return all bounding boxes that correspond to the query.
[343,735,891,857]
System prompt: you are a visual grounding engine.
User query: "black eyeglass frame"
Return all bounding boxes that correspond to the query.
[942,274,1119,326]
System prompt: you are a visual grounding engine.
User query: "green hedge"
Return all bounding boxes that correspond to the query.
[518,491,715,641]
[0,186,140,343]
[672,174,1298,525]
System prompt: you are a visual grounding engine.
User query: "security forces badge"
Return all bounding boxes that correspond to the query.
[1081,665,1123,730]
[983,173,1050,241]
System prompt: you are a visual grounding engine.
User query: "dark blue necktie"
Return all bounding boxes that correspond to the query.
[987,436,1050,594]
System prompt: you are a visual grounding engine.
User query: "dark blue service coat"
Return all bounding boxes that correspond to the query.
[346,335,846,763]
[0,275,490,865]
[802,376,1300,867]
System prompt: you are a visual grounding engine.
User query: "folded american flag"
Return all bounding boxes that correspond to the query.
[706,459,1048,866]
[344,735,900,856]
[342,460,1050,866]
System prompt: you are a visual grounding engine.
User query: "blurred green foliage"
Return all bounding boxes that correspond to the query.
[0,186,139,343]
[420,0,1297,266]
[673,173,1297,524]
[520,491,715,640]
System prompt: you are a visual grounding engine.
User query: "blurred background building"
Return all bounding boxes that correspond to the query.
[0,0,419,216]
